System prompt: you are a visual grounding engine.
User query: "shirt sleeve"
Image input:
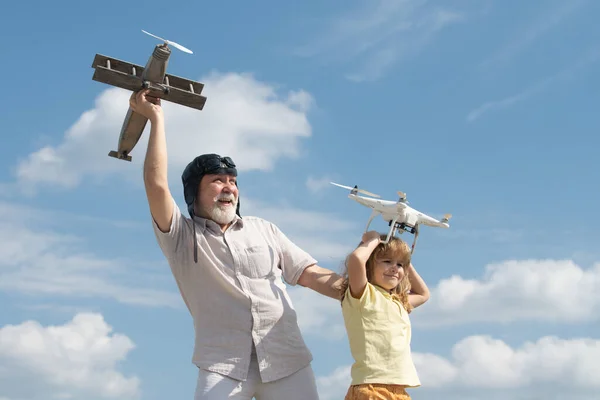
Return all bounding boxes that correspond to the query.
[343,282,375,310]
[269,223,317,286]
[151,197,192,264]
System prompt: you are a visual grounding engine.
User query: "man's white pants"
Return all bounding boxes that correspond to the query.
[194,350,319,400]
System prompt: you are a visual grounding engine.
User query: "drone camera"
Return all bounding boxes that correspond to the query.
[388,220,416,235]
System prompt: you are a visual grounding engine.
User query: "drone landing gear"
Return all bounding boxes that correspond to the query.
[363,211,419,253]
[386,220,420,254]
[411,224,419,254]
[365,210,378,232]
[389,220,417,234]
[383,216,399,244]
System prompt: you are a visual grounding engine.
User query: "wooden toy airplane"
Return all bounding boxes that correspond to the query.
[91,30,207,162]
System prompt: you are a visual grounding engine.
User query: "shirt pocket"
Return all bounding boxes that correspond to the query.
[243,245,277,278]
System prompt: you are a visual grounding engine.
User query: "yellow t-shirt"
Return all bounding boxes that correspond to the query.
[341,282,421,387]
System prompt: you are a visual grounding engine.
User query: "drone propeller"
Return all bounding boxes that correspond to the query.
[330,182,381,198]
[441,213,452,222]
[142,30,193,54]
[397,191,408,203]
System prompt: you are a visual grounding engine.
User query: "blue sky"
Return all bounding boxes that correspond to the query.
[1,0,599,399]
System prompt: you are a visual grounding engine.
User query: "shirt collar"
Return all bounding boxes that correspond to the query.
[372,283,394,298]
[192,214,244,234]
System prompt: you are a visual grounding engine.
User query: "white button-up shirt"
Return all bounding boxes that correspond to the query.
[152,198,315,382]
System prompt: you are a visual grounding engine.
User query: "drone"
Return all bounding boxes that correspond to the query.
[91,30,207,162]
[331,182,452,253]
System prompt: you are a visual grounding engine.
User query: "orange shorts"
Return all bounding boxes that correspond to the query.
[344,384,411,400]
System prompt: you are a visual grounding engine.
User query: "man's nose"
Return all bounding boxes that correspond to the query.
[223,182,236,193]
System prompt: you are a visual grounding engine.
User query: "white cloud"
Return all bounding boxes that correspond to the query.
[467,45,600,122]
[318,334,600,399]
[415,335,600,389]
[0,313,139,400]
[479,0,588,69]
[411,352,458,387]
[13,71,314,193]
[288,287,347,340]
[465,86,537,122]
[413,259,600,327]
[305,175,334,194]
[316,364,351,400]
[294,0,464,82]
[0,201,181,308]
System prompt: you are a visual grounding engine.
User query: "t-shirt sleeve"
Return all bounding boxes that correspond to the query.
[269,223,317,286]
[151,197,191,263]
[343,282,375,310]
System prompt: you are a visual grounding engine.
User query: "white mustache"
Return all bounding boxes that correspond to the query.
[215,193,236,202]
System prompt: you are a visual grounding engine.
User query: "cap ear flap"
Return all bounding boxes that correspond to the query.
[234,181,241,217]
[182,175,202,218]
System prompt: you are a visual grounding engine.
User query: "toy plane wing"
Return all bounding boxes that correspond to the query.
[91,54,207,110]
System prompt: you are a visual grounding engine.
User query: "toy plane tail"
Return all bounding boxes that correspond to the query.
[108,150,132,162]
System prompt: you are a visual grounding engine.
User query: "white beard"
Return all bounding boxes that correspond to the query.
[209,203,236,224]
[206,194,238,225]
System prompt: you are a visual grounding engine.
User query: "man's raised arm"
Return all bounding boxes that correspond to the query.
[130,89,173,233]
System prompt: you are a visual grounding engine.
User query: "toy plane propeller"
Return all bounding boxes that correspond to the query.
[90,29,207,162]
[141,30,193,54]
[330,182,452,253]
